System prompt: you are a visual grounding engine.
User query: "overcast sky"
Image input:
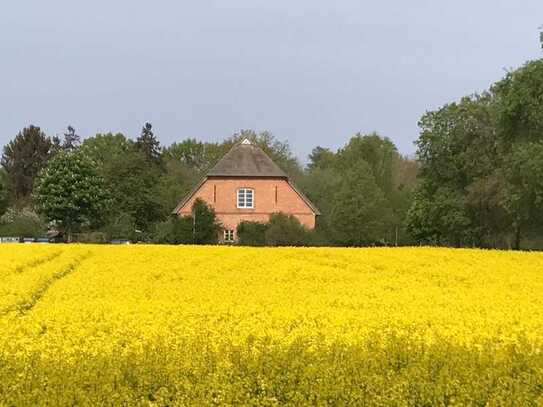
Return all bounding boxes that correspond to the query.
[1,1,541,160]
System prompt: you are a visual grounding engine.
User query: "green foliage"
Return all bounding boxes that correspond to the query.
[156,157,198,215]
[503,142,543,248]
[337,133,398,196]
[135,122,162,167]
[410,59,543,249]
[302,133,418,246]
[0,207,46,237]
[493,59,543,143]
[101,213,139,241]
[34,150,108,238]
[407,184,471,246]
[0,169,7,216]
[192,198,222,244]
[154,199,221,245]
[307,146,336,172]
[81,133,163,232]
[265,213,309,247]
[330,160,393,246]
[1,125,54,204]
[153,216,194,244]
[163,139,227,175]
[237,220,267,246]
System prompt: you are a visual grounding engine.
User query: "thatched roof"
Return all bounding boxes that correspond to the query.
[207,139,287,178]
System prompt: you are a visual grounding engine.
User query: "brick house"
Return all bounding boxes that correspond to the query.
[172,139,320,242]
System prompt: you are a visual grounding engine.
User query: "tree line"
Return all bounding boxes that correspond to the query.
[0,125,418,245]
[1,52,543,248]
[408,58,543,250]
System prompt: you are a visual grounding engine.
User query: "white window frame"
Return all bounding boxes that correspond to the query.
[224,229,234,243]
[237,188,254,209]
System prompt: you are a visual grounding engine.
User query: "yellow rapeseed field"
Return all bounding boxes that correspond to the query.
[0,244,542,405]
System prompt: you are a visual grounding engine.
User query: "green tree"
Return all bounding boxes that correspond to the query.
[330,160,393,246]
[135,122,162,167]
[191,198,222,244]
[337,133,398,196]
[1,125,54,204]
[34,150,108,241]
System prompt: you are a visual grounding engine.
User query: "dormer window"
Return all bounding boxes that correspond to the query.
[237,188,254,208]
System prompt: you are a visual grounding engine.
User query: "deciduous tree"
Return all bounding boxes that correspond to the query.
[34,150,108,241]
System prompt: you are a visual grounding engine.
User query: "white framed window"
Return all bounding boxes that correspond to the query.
[224,229,234,242]
[237,188,254,208]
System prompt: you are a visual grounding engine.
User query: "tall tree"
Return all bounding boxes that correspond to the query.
[34,150,108,241]
[1,125,53,204]
[337,133,398,196]
[135,122,162,166]
[330,160,393,246]
[62,125,80,151]
[52,125,80,153]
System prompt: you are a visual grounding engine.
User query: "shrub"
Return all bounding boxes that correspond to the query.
[265,213,310,246]
[153,216,193,244]
[153,199,222,245]
[237,221,267,246]
[0,207,46,238]
[192,198,222,244]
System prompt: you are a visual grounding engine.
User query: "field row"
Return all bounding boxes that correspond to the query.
[0,245,542,404]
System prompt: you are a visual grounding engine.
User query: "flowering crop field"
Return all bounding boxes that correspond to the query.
[0,245,543,405]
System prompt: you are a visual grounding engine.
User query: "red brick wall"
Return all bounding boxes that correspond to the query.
[177,178,316,236]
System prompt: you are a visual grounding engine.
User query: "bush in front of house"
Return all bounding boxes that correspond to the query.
[265,213,310,246]
[237,220,267,246]
[153,215,194,245]
[237,213,311,247]
[153,199,222,245]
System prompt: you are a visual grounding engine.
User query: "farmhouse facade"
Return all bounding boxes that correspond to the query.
[173,139,319,242]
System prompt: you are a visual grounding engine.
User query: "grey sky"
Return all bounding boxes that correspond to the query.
[1,1,541,160]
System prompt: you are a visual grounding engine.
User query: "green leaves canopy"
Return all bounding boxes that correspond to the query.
[34,150,108,236]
